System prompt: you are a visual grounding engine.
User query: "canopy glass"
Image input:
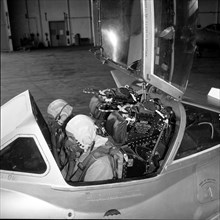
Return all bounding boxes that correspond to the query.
[92,0,198,100]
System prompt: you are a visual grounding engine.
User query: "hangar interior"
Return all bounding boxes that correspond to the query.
[1,0,220,52]
[1,0,93,51]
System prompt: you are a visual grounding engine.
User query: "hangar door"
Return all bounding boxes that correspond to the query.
[49,21,66,47]
[1,0,13,51]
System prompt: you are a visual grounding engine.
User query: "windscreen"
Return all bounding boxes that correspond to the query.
[99,0,142,69]
[30,93,52,150]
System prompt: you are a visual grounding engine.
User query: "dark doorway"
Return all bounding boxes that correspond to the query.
[49,21,66,47]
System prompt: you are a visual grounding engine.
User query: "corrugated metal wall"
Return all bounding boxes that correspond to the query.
[2,0,92,50]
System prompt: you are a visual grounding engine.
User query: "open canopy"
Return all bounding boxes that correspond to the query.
[92,0,198,100]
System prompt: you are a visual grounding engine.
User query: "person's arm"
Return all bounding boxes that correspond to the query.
[64,139,77,181]
[84,156,113,182]
[48,120,61,169]
[65,151,76,181]
[49,125,62,169]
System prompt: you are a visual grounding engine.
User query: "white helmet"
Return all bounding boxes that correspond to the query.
[65,114,97,152]
[47,99,73,126]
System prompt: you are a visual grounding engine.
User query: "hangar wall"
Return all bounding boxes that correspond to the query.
[198,0,220,27]
[1,0,13,51]
[1,0,219,51]
[6,0,92,50]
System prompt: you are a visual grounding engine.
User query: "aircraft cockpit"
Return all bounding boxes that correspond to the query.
[85,0,199,180]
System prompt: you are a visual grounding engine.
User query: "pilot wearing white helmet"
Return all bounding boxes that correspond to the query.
[65,114,114,182]
[47,99,74,127]
[47,99,74,170]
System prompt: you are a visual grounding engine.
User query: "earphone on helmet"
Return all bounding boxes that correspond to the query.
[55,103,69,125]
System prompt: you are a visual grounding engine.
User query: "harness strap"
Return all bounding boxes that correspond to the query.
[70,145,119,182]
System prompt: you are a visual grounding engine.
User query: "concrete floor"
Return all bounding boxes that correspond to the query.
[1,46,220,120]
[1,46,115,119]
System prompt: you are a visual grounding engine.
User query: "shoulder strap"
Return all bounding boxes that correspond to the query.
[71,145,115,182]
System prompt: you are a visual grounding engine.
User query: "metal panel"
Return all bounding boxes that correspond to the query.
[0,0,13,51]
